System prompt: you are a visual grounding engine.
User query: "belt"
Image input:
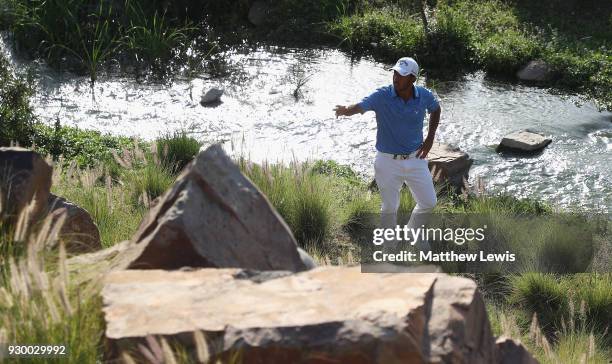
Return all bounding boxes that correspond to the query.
[378,151,419,160]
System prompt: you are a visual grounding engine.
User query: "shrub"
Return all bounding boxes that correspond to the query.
[311,160,361,185]
[155,131,201,174]
[0,54,36,147]
[32,123,134,168]
[474,29,541,74]
[423,4,474,67]
[330,10,424,57]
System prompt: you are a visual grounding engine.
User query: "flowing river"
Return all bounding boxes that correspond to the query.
[4,41,611,213]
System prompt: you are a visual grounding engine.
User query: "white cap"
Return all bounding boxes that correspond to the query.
[391,57,419,77]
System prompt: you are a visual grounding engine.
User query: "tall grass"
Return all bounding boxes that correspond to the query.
[239,160,335,248]
[124,0,196,69]
[0,202,104,363]
[155,131,202,174]
[5,0,210,82]
[9,0,121,85]
[51,164,145,247]
[488,304,610,364]
[509,273,611,345]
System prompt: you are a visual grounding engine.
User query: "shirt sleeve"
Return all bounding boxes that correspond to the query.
[358,87,384,112]
[424,88,440,113]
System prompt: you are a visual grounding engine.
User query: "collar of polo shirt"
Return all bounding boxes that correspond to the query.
[391,84,420,99]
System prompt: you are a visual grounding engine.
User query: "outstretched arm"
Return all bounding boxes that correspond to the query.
[334,104,365,118]
[416,106,441,159]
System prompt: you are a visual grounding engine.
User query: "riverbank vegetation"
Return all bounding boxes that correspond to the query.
[0,0,609,109]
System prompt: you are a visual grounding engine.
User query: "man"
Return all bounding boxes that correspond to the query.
[334,57,441,244]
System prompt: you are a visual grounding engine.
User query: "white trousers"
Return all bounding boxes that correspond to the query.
[374,151,437,245]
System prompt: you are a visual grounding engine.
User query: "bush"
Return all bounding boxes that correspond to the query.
[330,10,424,57]
[32,123,135,168]
[424,4,474,67]
[311,160,361,185]
[155,131,201,174]
[0,54,36,147]
[474,28,541,74]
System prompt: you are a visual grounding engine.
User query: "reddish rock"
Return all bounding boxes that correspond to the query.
[427,142,473,189]
[102,267,507,364]
[47,193,102,253]
[0,147,52,223]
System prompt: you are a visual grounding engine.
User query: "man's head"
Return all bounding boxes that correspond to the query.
[391,57,418,93]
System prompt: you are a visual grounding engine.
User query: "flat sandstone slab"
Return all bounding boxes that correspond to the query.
[102,266,500,363]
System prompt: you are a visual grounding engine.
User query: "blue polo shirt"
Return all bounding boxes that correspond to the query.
[358,85,440,154]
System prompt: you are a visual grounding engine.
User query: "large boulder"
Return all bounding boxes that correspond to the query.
[497,130,552,154]
[426,142,473,189]
[92,145,306,271]
[516,60,553,82]
[0,147,52,223]
[47,193,102,253]
[102,266,518,363]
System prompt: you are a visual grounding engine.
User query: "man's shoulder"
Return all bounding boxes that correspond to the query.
[373,85,394,96]
[416,85,434,97]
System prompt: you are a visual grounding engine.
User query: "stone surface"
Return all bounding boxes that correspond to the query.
[47,193,102,253]
[495,337,539,364]
[127,144,306,271]
[248,1,271,27]
[103,266,504,363]
[297,247,316,270]
[497,130,552,153]
[0,147,52,222]
[426,142,473,189]
[516,60,552,82]
[200,87,224,105]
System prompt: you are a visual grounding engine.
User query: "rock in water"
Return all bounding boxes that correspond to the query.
[248,1,271,26]
[0,147,52,223]
[103,267,537,363]
[47,193,102,253]
[200,87,224,105]
[426,142,473,189]
[516,60,553,82]
[497,130,552,153]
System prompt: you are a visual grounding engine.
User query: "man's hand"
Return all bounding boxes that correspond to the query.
[416,136,434,159]
[417,107,441,159]
[334,104,364,118]
[334,105,347,118]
